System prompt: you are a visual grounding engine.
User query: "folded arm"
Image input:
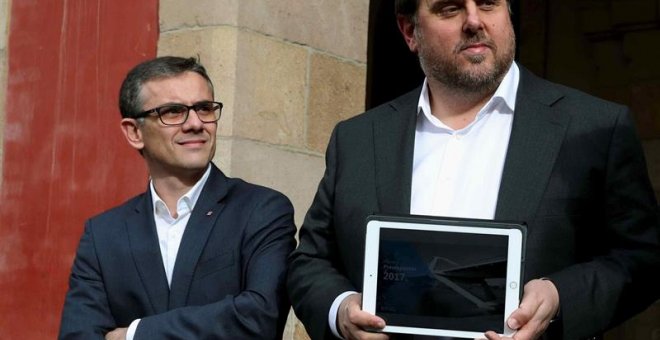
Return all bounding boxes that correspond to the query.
[61,192,296,340]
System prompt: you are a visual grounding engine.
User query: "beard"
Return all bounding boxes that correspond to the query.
[416,28,516,94]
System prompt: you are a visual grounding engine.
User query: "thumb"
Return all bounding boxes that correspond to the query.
[507,304,533,330]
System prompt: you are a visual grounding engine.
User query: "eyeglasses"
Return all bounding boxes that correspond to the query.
[136,101,223,126]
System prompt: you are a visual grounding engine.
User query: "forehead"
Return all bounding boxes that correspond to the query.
[418,0,511,21]
[420,0,507,7]
[140,71,213,107]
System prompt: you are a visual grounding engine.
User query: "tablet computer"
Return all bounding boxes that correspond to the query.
[362,214,526,339]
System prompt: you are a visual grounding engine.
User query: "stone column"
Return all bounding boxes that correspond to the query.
[158,1,368,339]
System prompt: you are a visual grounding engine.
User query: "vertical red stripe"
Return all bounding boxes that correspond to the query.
[1,1,157,336]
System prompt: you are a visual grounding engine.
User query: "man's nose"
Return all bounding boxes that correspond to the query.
[182,108,204,130]
[462,3,484,33]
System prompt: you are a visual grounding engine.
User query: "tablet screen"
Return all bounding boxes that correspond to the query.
[377,228,508,333]
[362,215,525,338]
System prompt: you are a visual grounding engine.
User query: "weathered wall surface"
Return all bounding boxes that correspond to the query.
[0,1,157,337]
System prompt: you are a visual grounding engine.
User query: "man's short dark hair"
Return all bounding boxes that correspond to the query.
[394,0,419,19]
[119,56,214,119]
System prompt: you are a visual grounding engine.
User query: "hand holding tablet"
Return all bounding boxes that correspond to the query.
[362,214,527,339]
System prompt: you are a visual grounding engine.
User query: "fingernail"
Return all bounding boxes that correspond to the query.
[508,318,520,329]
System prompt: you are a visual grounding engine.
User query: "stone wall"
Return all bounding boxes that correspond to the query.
[157,1,369,338]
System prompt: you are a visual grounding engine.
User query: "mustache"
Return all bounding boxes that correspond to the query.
[455,33,496,52]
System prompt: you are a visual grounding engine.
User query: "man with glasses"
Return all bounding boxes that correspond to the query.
[59,56,296,340]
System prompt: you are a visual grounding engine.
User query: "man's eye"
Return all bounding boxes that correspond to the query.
[194,103,215,112]
[478,0,498,9]
[159,106,187,116]
[438,5,460,16]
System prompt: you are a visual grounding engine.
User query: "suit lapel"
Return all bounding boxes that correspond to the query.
[168,165,229,309]
[126,192,170,314]
[495,67,570,221]
[374,88,420,214]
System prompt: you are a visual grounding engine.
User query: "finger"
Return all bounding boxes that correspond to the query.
[507,297,542,330]
[507,302,554,333]
[341,294,386,329]
[350,328,391,340]
[507,309,528,330]
[347,308,386,329]
[484,330,516,340]
[483,330,502,340]
[515,279,559,325]
[338,295,387,339]
[341,321,389,340]
[510,325,537,340]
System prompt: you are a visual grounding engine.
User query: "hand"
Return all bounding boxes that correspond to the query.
[484,279,559,340]
[337,293,389,340]
[105,327,128,340]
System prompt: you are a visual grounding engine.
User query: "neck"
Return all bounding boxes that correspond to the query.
[426,79,497,130]
[150,167,206,214]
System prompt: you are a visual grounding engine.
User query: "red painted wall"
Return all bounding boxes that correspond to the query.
[0,1,157,337]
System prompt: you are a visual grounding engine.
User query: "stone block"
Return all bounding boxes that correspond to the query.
[238,0,368,62]
[282,309,311,340]
[307,52,366,153]
[159,0,239,31]
[158,27,239,137]
[293,316,312,340]
[280,309,311,340]
[0,0,8,50]
[234,30,307,147]
[212,136,234,177]
[228,138,324,226]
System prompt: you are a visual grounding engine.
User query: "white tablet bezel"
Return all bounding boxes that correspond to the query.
[362,214,526,339]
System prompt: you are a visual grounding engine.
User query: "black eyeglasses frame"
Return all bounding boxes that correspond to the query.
[135,101,223,126]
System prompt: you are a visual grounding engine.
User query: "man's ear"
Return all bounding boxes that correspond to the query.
[396,14,418,53]
[120,118,145,151]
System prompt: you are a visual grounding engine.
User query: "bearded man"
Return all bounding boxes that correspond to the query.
[287,1,660,339]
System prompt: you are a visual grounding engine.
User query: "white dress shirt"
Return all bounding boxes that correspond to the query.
[328,64,520,338]
[126,165,212,340]
[410,63,518,217]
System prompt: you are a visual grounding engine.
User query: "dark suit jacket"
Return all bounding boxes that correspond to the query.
[287,65,660,340]
[60,164,296,339]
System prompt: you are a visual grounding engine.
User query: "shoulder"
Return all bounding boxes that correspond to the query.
[81,192,147,238]
[227,177,290,202]
[217,177,295,237]
[518,66,627,117]
[336,87,421,130]
[219,176,294,214]
[325,87,421,149]
[88,193,147,223]
[516,66,636,149]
